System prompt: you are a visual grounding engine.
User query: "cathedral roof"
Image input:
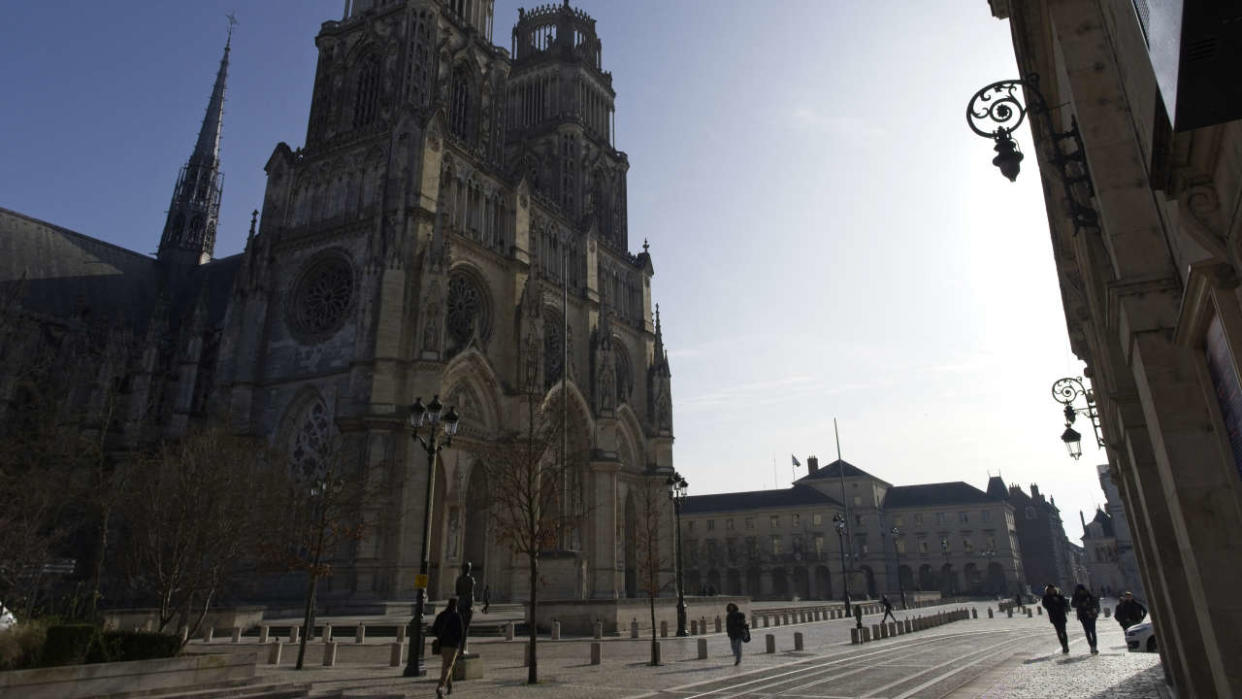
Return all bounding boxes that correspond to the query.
[682,484,842,515]
[1091,508,1115,537]
[882,481,1001,508]
[0,206,159,329]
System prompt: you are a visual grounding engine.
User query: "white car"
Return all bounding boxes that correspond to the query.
[1126,620,1156,652]
[0,604,15,632]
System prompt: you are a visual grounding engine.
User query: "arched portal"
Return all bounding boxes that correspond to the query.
[986,562,1006,594]
[814,566,832,599]
[771,568,789,598]
[793,567,810,600]
[918,564,935,591]
[941,564,956,596]
[964,563,981,593]
[463,461,490,587]
[899,565,915,593]
[623,491,637,597]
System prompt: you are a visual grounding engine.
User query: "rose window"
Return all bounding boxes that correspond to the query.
[289,254,354,342]
[445,272,490,356]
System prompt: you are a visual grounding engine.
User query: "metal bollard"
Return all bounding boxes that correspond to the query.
[660,620,668,638]
[691,620,698,635]
[971,608,977,619]
[697,638,708,659]
[631,618,639,639]
[715,616,722,633]
[267,642,283,665]
[355,623,366,644]
[594,620,603,640]
[590,641,602,665]
[552,620,561,640]
[390,641,405,667]
[988,608,994,618]
[322,641,337,667]
[794,632,804,651]
[765,634,776,653]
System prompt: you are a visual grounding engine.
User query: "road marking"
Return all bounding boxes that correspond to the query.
[859,633,1032,698]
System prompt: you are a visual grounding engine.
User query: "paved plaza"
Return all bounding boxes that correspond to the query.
[209,601,1166,698]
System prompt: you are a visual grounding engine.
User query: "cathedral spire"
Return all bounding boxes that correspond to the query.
[158,22,234,267]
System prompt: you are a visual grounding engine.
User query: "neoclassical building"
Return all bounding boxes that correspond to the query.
[679,458,1026,602]
[0,0,675,607]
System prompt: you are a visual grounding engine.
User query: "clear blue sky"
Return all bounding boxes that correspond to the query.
[0,1,1106,539]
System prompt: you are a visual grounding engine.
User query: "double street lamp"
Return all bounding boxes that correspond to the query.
[890,527,906,609]
[666,472,689,637]
[940,538,955,597]
[832,513,852,615]
[1052,377,1104,460]
[403,395,461,678]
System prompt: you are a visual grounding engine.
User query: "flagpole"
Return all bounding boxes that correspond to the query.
[835,417,854,611]
[772,456,777,490]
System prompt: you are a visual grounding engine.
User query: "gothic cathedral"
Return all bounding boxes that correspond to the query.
[0,0,676,606]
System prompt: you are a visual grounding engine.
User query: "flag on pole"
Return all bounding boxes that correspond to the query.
[791,454,801,468]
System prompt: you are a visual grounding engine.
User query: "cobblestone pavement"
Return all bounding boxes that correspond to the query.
[233,601,1167,698]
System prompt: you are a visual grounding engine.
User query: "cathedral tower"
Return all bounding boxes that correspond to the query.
[507,1,628,251]
[157,28,231,266]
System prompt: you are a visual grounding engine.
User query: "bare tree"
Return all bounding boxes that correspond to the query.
[261,439,368,670]
[479,388,587,685]
[119,425,282,642]
[634,476,672,665]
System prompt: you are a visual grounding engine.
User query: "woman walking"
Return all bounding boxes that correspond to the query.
[431,597,465,697]
[1071,584,1100,654]
[725,603,749,666]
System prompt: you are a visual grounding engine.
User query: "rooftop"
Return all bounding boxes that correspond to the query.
[882,481,1001,508]
[682,484,842,515]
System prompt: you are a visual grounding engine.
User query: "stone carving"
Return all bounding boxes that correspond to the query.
[421,280,442,353]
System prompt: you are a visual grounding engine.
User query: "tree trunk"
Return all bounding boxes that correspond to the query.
[87,502,111,620]
[296,572,318,670]
[527,554,538,684]
[649,594,658,665]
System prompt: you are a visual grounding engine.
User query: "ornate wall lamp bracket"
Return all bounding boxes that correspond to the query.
[1051,377,1105,459]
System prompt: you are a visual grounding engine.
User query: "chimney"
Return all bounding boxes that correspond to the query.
[807,455,819,474]
[1031,484,1041,500]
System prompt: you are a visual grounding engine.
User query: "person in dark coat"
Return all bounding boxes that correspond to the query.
[1041,584,1070,654]
[725,602,748,665]
[880,595,897,624]
[1114,591,1147,630]
[431,597,465,697]
[1071,584,1100,654]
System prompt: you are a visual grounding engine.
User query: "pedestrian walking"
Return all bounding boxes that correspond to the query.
[1071,584,1100,654]
[880,595,897,624]
[1040,584,1070,654]
[725,602,749,666]
[1114,591,1146,631]
[431,597,465,697]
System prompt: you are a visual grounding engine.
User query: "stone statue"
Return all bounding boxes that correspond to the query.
[455,561,476,650]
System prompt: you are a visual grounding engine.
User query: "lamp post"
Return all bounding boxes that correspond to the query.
[403,395,461,678]
[666,472,689,637]
[980,548,999,596]
[833,513,851,615]
[1051,377,1104,460]
[890,527,906,609]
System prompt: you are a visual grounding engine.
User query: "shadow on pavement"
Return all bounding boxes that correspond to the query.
[1088,665,1170,698]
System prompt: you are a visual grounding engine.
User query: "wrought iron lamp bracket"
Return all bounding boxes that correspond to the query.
[1051,376,1106,448]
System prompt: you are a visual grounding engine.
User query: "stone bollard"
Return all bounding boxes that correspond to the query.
[773,615,780,628]
[691,620,699,635]
[1038,606,1044,616]
[851,627,860,644]
[1104,607,1111,618]
[700,617,708,635]
[322,624,333,643]
[594,620,603,640]
[505,622,514,641]
[552,620,561,640]
[697,638,708,659]
[202,626,214,643]
[765,634,776,653]
[289,626,300,644]
[880,623,889,639]
[782,614,790,626]
[231,627,242,643]
[862,627,872,642]
[179,626,189,644]
[390,641,405,667]
[872,624,881,639]
[988,608,994,619]
[267,642,283,665]
[1026,608,1033,618]
[631,619,639,639]
[259,625,270,644]
[905,619,912,633]
[762,615,770,628]
[323,641,337,667]
[1007,609,1013,618]
[590,641,602,665]
[971,608,977,619]
[355,623,366,644]
[397,623,407,643]
[660,621,668,638]
[794,632,804,651]
[715,616,722,633]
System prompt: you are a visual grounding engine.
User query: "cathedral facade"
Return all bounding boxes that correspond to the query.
[0,0,675,607]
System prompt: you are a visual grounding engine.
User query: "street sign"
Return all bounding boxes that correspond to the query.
[414,574,429,590]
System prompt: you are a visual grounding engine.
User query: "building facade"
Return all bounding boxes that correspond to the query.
[981,1,1242,693]
[679,458,1026,602]
[0,0,677,607]
[1093,463,1146,599]
[987,478,1076,593]
[1080,508,1125,597]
